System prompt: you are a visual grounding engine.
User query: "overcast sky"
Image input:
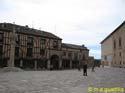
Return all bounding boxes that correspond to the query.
[0,0,125,59]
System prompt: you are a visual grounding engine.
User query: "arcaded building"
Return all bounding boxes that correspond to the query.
[101,21,125,68]
[0,23,89,70]
[62,43,89,69]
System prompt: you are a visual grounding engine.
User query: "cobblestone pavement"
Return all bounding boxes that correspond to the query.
[0,67,125,93]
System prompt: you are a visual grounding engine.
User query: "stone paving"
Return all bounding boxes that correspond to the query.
[0,67,125,93]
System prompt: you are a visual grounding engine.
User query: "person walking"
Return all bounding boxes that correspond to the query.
[78,62,81,71]
[92,62,95,72]
[83,62,87,76]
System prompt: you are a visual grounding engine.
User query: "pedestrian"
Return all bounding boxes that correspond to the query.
[83,62,87,76]
[78,62,81,71]
[78,64,81,71]
[92,62,95,72]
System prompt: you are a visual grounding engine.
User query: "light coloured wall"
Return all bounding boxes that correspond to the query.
[101,36,113,66]
[112,24,125,67]
[101,22,125,68]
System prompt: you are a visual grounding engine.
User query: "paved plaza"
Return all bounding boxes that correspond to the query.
[0,67,125,93]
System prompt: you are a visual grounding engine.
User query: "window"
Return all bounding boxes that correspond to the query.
[27,36,33,45]
[63,51,66,56]
[120,61,121,65]
[15,34,20,44]
[119,52,121,57]
[15,47,19,57]
[40,49,45,56]
[114,40,116,49]
[104,55,107,60]
[53,40,58,48]
[0,46,3,56]
[68,52,72,58]
[41,39,46,45]
[119,37,122,48]
[0,33,3,43]
[79,55,81,59]
[27,48,33,57]
[74,53,78,60]
[82,54,85,60]
[1,24,7,28]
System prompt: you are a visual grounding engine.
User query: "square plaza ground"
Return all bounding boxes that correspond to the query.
[0,67,125,93]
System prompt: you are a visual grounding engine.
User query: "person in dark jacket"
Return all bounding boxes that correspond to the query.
[78,62,81,71]
[83,62,87,76]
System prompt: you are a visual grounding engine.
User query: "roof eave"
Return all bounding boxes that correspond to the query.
[100,20,125,44]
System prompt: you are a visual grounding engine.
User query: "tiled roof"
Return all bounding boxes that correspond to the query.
[62,43,89,50]
[0,23,62,40]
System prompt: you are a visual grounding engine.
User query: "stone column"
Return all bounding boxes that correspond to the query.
[47,59,50,70]
[70,60,72,69]
[20,59,23,68]
[9,24,16,67]
[59,59,62,70]
[34,60,37,70]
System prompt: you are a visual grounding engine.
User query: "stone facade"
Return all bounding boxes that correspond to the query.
[101,36,113,66]
[87,56,94,67]
[101,21,125,68]
[0,23,89,70]
[62,43,89,69]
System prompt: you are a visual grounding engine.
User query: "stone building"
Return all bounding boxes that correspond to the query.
[87,56,94,67]
[94,59,101,67]
[62,43,89,69]
[0,23,89,70]
[101,36,113,66]
[101,21,125,68]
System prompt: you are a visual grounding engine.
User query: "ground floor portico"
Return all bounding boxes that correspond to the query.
[0,57,81,70]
